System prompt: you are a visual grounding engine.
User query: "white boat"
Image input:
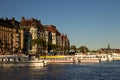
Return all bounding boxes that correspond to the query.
[74,53,113,63]
[96,54,113,62]
[96,54,108,62]
[0,55,46,67]
[74,53,101,63]
[40,55,74,63]
[107,54,113,61]
[113,53,120,60]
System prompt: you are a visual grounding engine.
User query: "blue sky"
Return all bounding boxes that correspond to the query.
[0,0,120,50]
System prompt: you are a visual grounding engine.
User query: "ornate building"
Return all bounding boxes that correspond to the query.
[0,18,24,54]
[19,17,45,54]
[46,25,69,55]
[0,17,70,55]
[61,34,70,54]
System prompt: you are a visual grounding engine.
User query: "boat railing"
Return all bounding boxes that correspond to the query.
[75,55,100,60]
[40,57,71,61]
[0,55,29,62]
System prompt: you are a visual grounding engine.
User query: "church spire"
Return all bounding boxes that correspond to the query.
[107,43,110,53]
[108,43,110,50]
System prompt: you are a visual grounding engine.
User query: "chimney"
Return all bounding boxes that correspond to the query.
[21,17,25,22]
[6,17,8,20]
[31,18,34,21]
[12,17,15,21]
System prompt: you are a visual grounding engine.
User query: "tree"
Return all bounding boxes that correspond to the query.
[70,45,77,53]
[63,46,69,55]
[32,39,46,47]
[48,43,60,55]
[78,46,89,54]
[32,38,46,56]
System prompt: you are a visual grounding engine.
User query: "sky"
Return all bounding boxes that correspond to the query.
[0,0,120,50]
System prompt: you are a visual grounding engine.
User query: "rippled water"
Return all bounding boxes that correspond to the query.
[0,61,120,80]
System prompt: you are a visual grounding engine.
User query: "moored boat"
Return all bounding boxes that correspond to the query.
[0,55,46,67]
[40,55,74,63]
[74,53,113,63]
[74,53,101,63]
[96,54,108,62]
[113,53,120,60]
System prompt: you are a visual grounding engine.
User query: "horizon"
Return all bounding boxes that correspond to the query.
[0,0,120,50]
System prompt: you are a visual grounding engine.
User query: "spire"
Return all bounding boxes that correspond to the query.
[108,43,110,50]
[107,43,110,53]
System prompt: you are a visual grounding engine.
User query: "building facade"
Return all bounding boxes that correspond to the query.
[46,25,69,55]
[0,17,70,55]
[0,18,24,54]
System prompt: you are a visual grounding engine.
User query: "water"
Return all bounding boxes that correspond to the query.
[0,61,120,80]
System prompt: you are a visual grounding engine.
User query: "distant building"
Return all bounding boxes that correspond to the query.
[97,44,120,53]
[98,48,120,53]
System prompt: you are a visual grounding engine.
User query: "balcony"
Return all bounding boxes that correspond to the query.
[15,42,19,48]
[16,38,19,41]
[16,33,19,37]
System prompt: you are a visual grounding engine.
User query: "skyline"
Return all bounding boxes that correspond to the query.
[0,0,120,50]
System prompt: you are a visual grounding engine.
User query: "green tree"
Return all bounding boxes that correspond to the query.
[70,45,77,53]
[32,38,46,56]
[63,46,69,55]
[48,43,60,54]
[78,46,89,54]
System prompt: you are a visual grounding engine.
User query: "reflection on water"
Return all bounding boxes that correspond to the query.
[0,67,46,80]
[0,61,120,80]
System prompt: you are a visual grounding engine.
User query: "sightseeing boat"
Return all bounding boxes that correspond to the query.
[96,54,113,62]
[74,53,101,63]
[74,53,113,63]
[40,55,74,63]
[0,55,46,67]
[96,54,108,62]
[113,53,120,60]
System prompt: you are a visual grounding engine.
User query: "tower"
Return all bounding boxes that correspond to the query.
[108,43,110,53]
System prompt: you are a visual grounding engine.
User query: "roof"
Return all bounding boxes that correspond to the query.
[62,34,68,40]
[0,18,19,28]
[19,18,44,31]
[46,25,60,35]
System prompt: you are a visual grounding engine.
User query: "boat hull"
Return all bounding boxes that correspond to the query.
[78,59,100,63]
[43,60,73,63]
[0,61,45,67]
